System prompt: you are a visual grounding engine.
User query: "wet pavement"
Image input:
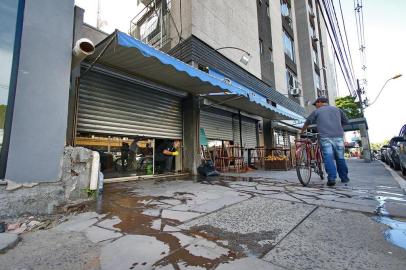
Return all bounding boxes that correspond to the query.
[2,159,406,269]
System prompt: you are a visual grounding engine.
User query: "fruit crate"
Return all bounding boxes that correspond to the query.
[264,159,290,171]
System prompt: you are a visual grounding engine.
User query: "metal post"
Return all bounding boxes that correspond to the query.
[356,79,371,162]
[356,79,365,117]
[238,111,243,156]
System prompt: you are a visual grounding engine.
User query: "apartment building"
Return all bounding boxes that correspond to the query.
[130,0,337,147]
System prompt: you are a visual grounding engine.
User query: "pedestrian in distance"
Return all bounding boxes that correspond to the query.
[301,97,350,186]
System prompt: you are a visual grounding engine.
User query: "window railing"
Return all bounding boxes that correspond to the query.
[129,0,172,49]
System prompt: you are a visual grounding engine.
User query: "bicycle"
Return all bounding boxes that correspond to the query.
[295,132,324,186]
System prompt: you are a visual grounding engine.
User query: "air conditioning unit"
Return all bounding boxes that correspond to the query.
[289,87,300,96]
[289,79,302,96]
[311,35,319,43]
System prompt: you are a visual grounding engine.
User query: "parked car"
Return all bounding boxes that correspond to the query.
[380,145,389,163]
[398,125,406,175]
[387,136,405,170]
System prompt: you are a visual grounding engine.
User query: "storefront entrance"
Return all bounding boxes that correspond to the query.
[74,69,184,178]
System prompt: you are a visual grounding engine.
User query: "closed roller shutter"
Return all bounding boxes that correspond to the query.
[200,110,233,141]
[242,117,258,148]
[233,116,258,148]
[77,70,183,139]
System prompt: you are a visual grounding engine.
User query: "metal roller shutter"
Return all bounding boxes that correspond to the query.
[77,70,183,139]
[233,116,258,148]
[242,117,258,148]
[200,110,234,141]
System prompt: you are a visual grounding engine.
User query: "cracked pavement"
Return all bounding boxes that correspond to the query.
[1,160,406,270]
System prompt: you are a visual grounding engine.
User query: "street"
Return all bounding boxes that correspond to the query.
[1,159,406,270]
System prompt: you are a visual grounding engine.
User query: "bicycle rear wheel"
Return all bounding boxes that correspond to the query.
[296,147,312,186]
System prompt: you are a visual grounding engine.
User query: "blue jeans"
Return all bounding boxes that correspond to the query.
[319,137,349,182]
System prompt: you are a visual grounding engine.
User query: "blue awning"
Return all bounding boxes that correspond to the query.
[84,31,305,121]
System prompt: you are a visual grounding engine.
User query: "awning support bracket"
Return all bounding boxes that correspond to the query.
[82,31,117,77]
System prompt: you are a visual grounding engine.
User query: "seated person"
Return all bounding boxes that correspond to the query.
[155,140,180,173]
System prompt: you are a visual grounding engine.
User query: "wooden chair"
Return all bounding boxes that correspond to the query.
[254,147,266,168]
[226,146,245,173]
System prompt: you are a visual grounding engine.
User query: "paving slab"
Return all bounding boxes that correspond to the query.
[180,197,315,255]
[184,238,230,260]
[100,235,169,270]
[97,216,122,231]
[301,198,376,213]
[385,202,406,218]
[215,257,287,270]
[85,226,122,243]
[0,233,19,253]
[263,207,406,270]
[263,193,302,203]
[55,212,103,232]
[161,210,203,222]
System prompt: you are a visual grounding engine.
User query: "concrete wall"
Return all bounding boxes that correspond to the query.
[170,0,193,47]
[294,0,317,115]
[290,1,304,107]
[320,19,338,104]
[269,0,287,94]
[191,0,262,79]
[5,0,75,183]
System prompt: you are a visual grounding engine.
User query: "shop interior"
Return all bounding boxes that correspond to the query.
[75,134,182,179]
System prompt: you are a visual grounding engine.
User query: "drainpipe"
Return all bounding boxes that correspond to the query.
[71,38,95,69]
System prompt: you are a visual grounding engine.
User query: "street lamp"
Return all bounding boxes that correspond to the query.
[365,74,402,107]
[215,46,251,65]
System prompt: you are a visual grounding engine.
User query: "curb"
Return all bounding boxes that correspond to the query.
[0,233,20,254]
[381,161,406,194]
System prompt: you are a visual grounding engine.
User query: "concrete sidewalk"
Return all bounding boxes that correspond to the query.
[1,160,406,270]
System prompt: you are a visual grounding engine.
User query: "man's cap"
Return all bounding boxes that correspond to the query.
[312,96,329,106]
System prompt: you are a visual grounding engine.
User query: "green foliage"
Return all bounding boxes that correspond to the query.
[371,139,390,150]
[335,96,362,119]
[83,188,97,198]
[0,105,6,129]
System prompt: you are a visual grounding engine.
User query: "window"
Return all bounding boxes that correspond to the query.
[283,31,295,62]
[280,0,292,24]
[0,0,23,156]
[312,48,319,66]
[266,3,270,17]
[259,39,263,54]
[286,68,297,91]
[269,48,273,62]
[315,72,321,90]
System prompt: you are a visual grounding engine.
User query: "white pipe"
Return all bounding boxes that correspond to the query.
[71,38,95,69]
[89,151,100,191]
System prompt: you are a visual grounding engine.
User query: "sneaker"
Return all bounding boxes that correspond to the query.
[327,181,336,187]
[341,178,350,184]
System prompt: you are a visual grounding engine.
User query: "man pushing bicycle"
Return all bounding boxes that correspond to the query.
[301,97,350,187]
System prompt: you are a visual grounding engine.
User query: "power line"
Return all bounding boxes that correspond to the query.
[316,0,356,95]
[316,0,356,96]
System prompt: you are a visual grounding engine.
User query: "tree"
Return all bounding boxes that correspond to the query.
[371,139,390,151]
[335,96,363,119]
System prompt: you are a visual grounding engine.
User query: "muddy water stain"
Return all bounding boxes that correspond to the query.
[93,181,240,269]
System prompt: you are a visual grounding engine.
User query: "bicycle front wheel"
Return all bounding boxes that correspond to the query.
[296,146,312,186]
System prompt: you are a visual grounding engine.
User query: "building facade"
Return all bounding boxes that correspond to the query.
[132,0,338,115]
[0,0,337,184]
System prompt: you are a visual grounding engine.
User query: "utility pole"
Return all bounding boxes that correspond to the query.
[356,79,371,162]
[356,79,364,117]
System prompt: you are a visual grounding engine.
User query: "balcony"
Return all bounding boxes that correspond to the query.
[129,0,172,50]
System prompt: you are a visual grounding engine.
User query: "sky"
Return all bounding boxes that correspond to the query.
[74,0,406,144]
[336,0,406,143]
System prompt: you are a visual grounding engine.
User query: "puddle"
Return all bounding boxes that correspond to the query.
[376,190,406,198]
[374,193,406,251]
[375,216,406,250]
[91,180,239,269]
